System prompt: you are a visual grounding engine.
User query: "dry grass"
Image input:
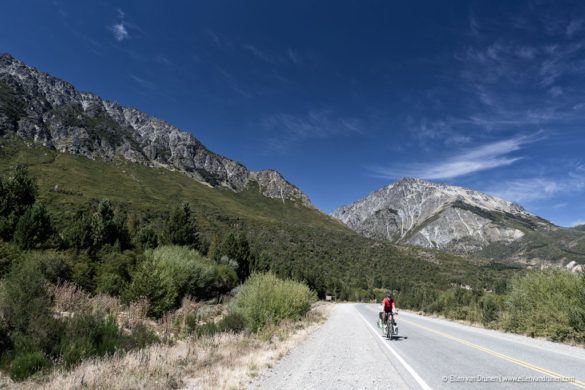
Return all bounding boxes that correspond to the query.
[1,302,333,390]
[47,282,151,332]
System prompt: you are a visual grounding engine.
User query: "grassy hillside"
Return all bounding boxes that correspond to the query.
[0,136,516,296]
[479,226,585,266]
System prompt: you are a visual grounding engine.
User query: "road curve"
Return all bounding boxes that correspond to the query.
[251,304,585,389]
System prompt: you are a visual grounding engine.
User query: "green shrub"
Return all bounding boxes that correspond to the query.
[125,246,233,317]
[9,351,49,381]
[122,323,159,350]
[194,322,219,337]
[506,269,582,340]
[163,203,200,249]
[216,233,253,281]
[233,273,316,332]
[480,294,501,325]
[13,203,54,250]
[0,165,37,241]
[133,225,159,249]
[0,240,21,278]
[0,256,57,350]
[218,311,246,333]
[59,315,122,368]
[124,257,177,318]
[95,251,139,295]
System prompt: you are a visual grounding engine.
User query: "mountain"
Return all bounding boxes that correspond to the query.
[0,53,518,297]
[332,178,585,265]
[0,53,310,206]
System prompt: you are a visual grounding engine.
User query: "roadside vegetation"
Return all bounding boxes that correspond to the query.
[0,165,319,384]
[393,268,585,344]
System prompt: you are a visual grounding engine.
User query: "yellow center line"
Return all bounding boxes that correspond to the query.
[400,317,585,389]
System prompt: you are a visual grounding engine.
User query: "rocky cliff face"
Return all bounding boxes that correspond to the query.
[0,53,311,206]
[332,178,552,254]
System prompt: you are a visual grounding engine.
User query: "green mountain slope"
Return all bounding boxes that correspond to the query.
[0,136,517,297]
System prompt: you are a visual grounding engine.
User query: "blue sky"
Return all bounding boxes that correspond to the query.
[1,1,585,226]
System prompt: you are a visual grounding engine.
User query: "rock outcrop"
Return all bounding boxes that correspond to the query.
[0,53,311,206]
[332,177,552,253]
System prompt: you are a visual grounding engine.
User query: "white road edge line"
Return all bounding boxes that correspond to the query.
[357,307,432,390]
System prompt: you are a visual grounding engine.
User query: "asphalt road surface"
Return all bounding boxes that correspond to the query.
[251,304,585,390]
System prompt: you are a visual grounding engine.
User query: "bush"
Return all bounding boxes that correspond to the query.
[121,323,159,350]
[480,294,501,325]
[233,273,316,332]
[216,233,253,281]
[63,201,130,252]
[163,203,200,249]
[0,256,57,350]
[95,251,139,296]
[505,269,582,340]
[218,311,246,333]
[125,246,229,317]
[9,351,49,381]
[13,203,54,250]
[133,225,159,249]
[59,315,122,367]
[0,166,37,241]
[0,240,21,278]
[124,256,177,318]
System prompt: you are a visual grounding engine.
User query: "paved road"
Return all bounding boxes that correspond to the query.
[252,304,585,389]
[357,304,585,389]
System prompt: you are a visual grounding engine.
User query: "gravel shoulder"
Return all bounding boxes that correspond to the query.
[249,304,418,390]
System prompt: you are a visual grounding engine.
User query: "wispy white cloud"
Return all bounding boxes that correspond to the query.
[129,74,155,90]
[108,8,140,42]
[572,220,585,227]
[205,29,228,48]
[286,48,302,64]
[110,23,129,41]
[155,55,172,66]
[214,66,252,98]
[243,44,275,63]
[242,44,303,66]
[370,133,543,180]
[566,18,584,38]
[263,110,364,151]
[486,174,585,204]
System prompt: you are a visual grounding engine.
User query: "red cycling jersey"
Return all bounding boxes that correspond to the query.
[382,297,395,313]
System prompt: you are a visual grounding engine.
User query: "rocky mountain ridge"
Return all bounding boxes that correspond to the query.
[332,177,555,255]
[0,53,311,206]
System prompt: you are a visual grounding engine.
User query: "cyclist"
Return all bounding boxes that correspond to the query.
[379,292,396,328]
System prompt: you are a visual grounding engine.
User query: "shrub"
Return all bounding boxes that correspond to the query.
[0,256,57,349]
[218,311,246,333]
[163,203,200,249]
[233,273,316,332]
[13,203,54,250]
[9,351,49,381]
[95,251,139,296]
[216,233,253,281]
[133,225,159,249]
[121,323,159,350]
[0,165,37,241]
[63,201,130,252]
[124,257,177,318]
[505,269,582,340]
[0,240,21,278]
[568,274,585,342]
[125,246,232,317]
[480,294,501,325]
[59,315,122,368]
